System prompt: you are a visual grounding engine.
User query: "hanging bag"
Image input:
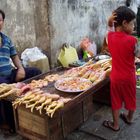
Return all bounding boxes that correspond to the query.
[58,43,79,67]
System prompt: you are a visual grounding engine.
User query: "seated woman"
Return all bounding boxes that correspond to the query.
[0,9,41,134]
[79,38,97,60]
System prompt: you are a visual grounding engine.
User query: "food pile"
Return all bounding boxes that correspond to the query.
[0,83,30,99]
[55,58,112,92]
[14,74,70,118]
[0,59,112,117]
[55,77,92,92]
[0,74,60,99]
[28,74,60,89]
[62,58,112,83]
[13,89,71,118]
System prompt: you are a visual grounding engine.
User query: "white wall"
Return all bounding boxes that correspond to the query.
[49,0,140,67]
[0,0,36,53]
[0,0,139,67]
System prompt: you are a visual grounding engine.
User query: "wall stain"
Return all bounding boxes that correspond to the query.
[68,0,78,11]
[62,0,66,3]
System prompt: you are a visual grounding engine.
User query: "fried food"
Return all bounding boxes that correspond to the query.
[0,88,18,99]
[36,98,52,114]
[44,74,60,82]
[26,95,46,112]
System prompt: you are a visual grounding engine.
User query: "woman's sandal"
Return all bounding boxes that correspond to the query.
[120,112,132,125]
[103,120,120,132]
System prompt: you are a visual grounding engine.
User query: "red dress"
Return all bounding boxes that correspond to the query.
[108,31,137,110]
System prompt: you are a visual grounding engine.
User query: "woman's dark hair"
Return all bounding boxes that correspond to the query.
[114,6,135,27]
[0,9,5,20]
[125,0,131,7]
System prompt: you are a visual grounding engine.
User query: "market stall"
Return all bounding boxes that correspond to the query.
[0,58,111,140]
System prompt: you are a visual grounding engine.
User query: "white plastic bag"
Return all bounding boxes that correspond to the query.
[21,47,50,73]
[21,47,46,66]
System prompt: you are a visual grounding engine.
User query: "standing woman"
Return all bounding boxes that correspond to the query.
[103,6,140,131]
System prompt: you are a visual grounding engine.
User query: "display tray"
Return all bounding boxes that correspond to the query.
[54,77,92,93]
[95,54,110,60]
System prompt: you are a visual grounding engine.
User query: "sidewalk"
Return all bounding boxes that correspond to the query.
[66,89,140,140]
[0,89,140,140]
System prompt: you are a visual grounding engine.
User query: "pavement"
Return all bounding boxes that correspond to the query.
[0,89,140,140]
[66,88,140,140]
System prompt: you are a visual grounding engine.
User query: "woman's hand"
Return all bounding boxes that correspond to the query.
[15,67,25,82]
[108,12,117,27]
[11,55,26,82]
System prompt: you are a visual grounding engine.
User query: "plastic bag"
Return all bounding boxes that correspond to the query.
[21,47,50,73]
[58,43,79,67]
[80,38,97,59]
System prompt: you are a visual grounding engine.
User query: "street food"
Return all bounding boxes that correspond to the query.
[55,77,92,92]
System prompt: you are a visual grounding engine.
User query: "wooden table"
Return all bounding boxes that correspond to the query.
[13,69,110,140]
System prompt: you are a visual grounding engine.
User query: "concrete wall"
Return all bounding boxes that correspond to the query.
[49,0,140,67]
[0,0,140,67]
[0,0,36,54]
[33,0,50,59]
